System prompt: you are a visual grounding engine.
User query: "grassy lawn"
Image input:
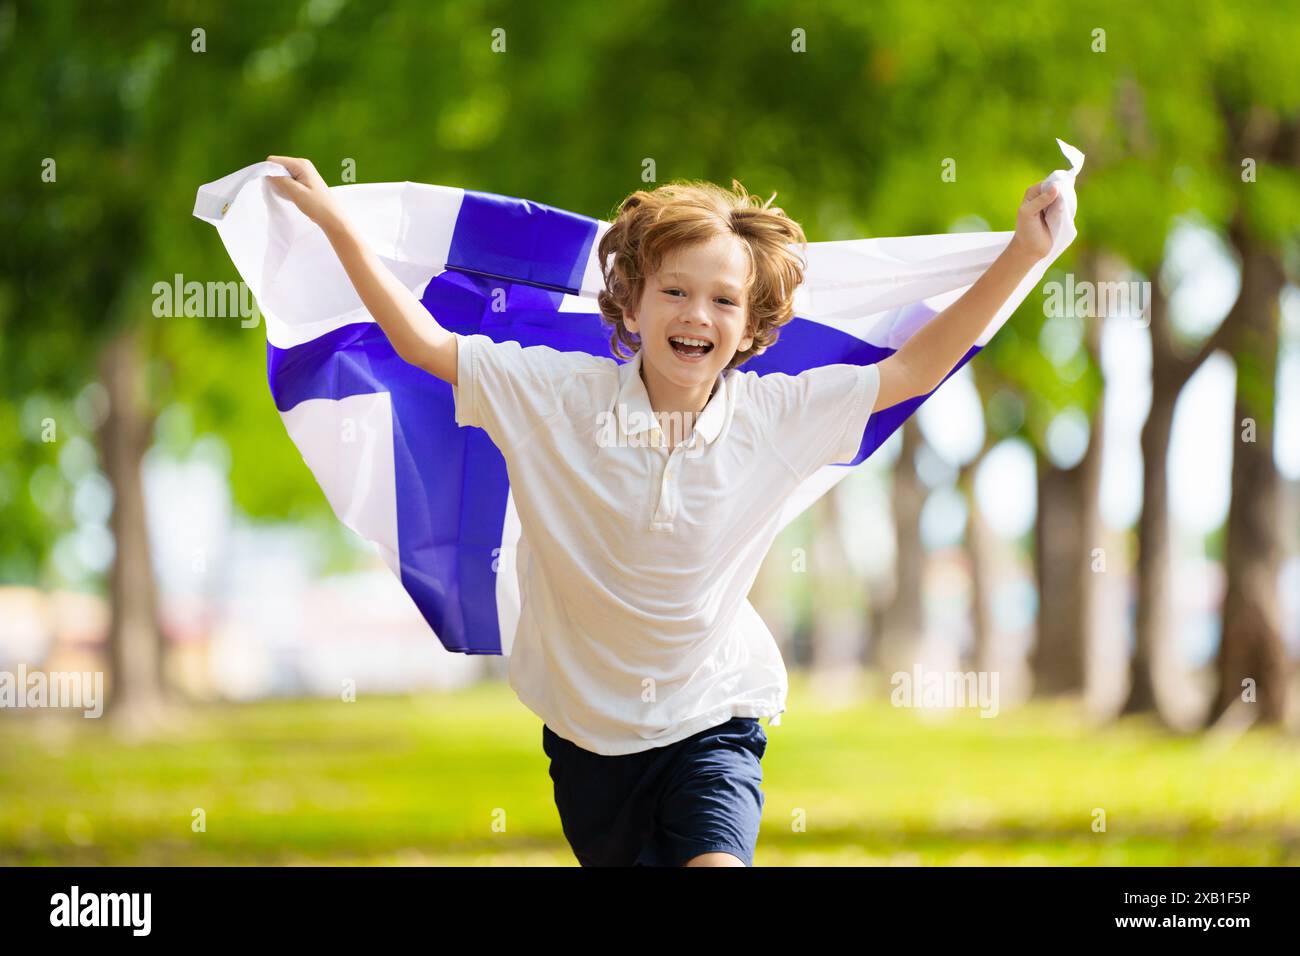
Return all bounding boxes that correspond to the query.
[2,675,1298,866]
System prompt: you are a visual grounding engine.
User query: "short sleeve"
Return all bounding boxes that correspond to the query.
[756,362,880,481]
[451,332,572,452]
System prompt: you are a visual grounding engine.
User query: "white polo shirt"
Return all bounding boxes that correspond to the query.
[451,332,880,755]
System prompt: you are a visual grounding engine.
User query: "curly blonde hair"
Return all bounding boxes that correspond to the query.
[596,178,808,370]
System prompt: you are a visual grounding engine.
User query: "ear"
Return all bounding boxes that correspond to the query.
[623,308,639,335]
[739,330,754,353]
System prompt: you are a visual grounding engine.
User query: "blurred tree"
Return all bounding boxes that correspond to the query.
[1114,13,1300,726]
[1205,103,1298,727]
[1030,243,1106,698]
[875,420,926,675]
[955,413,999,675]
[0,1,355,728]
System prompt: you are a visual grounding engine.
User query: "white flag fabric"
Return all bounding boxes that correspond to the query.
[194,138,1084,655]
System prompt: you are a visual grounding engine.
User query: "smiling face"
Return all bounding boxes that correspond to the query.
[622,233,755,399]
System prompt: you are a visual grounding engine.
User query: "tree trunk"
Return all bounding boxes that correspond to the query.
[1207,220,1288,727]
[876,418,926,675]
[95,325,165,734]
[1030,248,1108,700]
[1125,266,1248,720]
[1031,455,1092,695]
[1125,368,1177,716]
[958,458,996,675]
[1025,156,1117,712]
[1125,275,1179,718]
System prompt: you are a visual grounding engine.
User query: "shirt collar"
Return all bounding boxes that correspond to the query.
[612,348,728,448]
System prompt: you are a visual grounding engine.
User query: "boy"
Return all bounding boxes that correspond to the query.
[266,156,1058,866]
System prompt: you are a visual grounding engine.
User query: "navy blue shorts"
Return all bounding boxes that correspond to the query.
[542,716,768,867]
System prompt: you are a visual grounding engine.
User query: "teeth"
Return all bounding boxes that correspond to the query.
[669,336,712,348]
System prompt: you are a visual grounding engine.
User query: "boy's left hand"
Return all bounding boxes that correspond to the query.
[1010,181,1059,262]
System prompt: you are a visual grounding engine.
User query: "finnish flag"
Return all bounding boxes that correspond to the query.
[193,139,1083,656]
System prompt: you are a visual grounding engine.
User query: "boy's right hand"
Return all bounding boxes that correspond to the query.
[266,155,341,228]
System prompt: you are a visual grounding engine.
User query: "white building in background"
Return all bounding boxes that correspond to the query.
[0,561,490,704]
[0,570,490,705]
[202,536,489,701]
[0,438,492,701]
[142,430,491,700]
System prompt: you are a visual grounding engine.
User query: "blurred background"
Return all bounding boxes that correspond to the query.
[2,0,1299,865]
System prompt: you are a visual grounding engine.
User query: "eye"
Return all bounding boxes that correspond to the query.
[662,287,737,306]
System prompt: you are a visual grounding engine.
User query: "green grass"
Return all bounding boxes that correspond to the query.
[2,676,1298,865]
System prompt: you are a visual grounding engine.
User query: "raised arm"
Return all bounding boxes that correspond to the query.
[266,155,458,385]
[871,180,1060,413]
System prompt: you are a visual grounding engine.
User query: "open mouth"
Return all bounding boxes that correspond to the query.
[669,336,714,360]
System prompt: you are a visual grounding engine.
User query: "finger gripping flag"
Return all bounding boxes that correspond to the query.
[193,139,1083,657]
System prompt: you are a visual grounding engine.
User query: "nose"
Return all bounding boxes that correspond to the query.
[684,298,713,328]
